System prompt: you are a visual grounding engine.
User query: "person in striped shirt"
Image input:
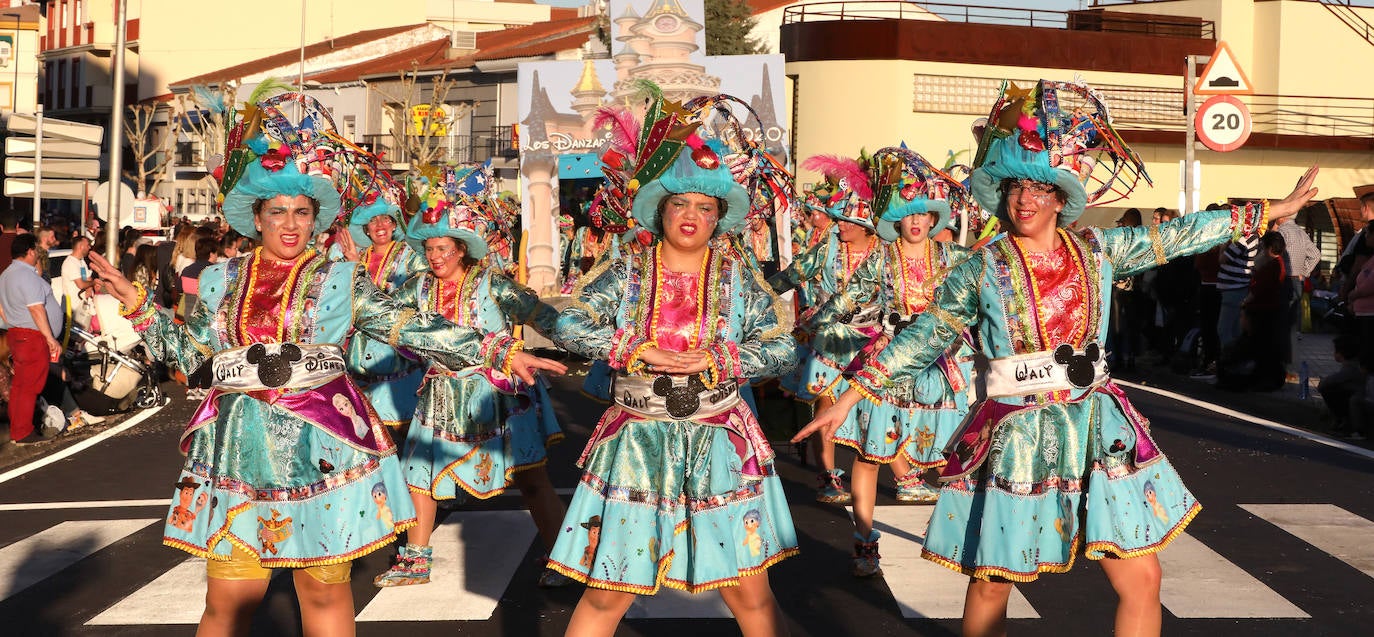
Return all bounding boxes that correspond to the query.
[1216,233,1259,353]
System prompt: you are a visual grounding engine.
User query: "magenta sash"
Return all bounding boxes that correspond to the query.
[181,376,392,456]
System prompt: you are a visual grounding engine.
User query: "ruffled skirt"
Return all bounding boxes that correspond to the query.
[921,388,1200,582]
[403,373,562,500]
[164,394,417,568]
[547,417,798,593]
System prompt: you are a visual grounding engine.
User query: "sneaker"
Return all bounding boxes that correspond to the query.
[895,472,940,504]
[816,469,853,504]
[851,531,882,578]
[1189,363,1217,380]
[66,409,106,432]
[374,544,433,587]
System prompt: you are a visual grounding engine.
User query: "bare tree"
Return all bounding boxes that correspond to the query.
[176,83,239,191]
[369,64,479,172]
[123,103,177,196]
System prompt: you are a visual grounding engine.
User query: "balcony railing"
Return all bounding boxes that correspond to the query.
[783,1,1214,38]
[362,128,519,166]
[911,73,1374,139]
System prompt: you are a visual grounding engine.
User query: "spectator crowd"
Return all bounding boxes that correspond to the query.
[1,209,256,449]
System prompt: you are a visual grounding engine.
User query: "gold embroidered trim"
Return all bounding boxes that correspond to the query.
[928,305,966,332]
[389,309,416,348]
[1147,224,1167,266]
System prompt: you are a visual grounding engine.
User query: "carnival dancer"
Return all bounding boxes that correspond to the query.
[548,85,798,636]
[331,175,428,431]
[374,167,571,588]
[767,154,881,504]
[808,146,976,577]
[796,80,1319,636]
[87,92,564,637]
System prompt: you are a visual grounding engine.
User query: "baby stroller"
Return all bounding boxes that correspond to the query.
[68,325,164,414]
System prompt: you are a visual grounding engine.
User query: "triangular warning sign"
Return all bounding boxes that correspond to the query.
[1195,41,1254,95]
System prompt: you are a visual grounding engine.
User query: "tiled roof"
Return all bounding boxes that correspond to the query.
[472,31,593,62]
[308,39,453,84]
[170,24,426,86]
[416,16,596,70]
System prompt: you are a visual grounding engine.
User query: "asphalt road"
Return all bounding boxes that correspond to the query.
[1,372,1371,636]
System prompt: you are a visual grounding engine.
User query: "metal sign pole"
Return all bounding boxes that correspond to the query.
[32,105,41,228]
[105,0,128,260]
[1184,55,1197,215]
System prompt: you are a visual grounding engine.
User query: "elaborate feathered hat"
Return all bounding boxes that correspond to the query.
[217,91,356,239]
[344,174,406,248]
[870,146,977,242]
[801,153,875,230]
[404,162,496,259]
[968,80,1151,227]
[588,81,792,237]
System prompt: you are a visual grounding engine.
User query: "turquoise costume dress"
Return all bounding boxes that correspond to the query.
[853,210,1254,581]
[816,240,974,467]
[767,231,876,401]
[394,267,563,499]
[346,240,428,427]
[548,243,800,593]
[129,249,508,568]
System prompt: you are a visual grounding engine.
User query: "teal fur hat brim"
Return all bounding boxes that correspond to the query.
[969,137,1086,227]
[630,150,749,236]
[348,198,405,248]
[405,212,488,260]
[826,198,876,231]
[221,161,342,239]
[875,198,951,242]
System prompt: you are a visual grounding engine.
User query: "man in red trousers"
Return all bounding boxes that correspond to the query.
[0,233,63,445]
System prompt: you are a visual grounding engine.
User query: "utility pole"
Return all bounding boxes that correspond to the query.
[1184,55,1197,215]
[105,0,128,260]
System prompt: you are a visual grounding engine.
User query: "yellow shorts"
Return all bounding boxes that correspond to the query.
[206,545,352,585]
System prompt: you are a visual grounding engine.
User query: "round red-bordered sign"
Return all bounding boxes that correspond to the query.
[1195,94,1252,152]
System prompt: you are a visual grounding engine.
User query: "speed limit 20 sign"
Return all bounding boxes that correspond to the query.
[1195,94,1252,152]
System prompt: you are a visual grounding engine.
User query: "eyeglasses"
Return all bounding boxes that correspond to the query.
[1003,179,1058,198]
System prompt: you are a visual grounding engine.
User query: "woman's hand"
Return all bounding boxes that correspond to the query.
[638,347,710,375]
[1269,165,1320,222]
[508,352,569,385]
[86,252,140,307]
[335,227,360,262]
[791,389,864,443]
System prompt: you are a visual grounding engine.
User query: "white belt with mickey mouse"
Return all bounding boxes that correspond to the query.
[612,374,742,421]
[984,343,1109,399]
[210,342,347,393]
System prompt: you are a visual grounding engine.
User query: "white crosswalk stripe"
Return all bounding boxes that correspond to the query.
[867,506,1039,619]
[6,504,1374,625]
[0,519,157,602]
[357,510,538,622]
[88,558,209,625]
[1157,532,1309,618]
[1241,503,1374,580]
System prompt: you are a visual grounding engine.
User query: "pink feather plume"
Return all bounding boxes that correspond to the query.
[593,106,640,158]
[801,154,873,201]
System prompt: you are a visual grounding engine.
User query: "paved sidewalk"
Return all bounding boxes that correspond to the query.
[1121,329,1358,442]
